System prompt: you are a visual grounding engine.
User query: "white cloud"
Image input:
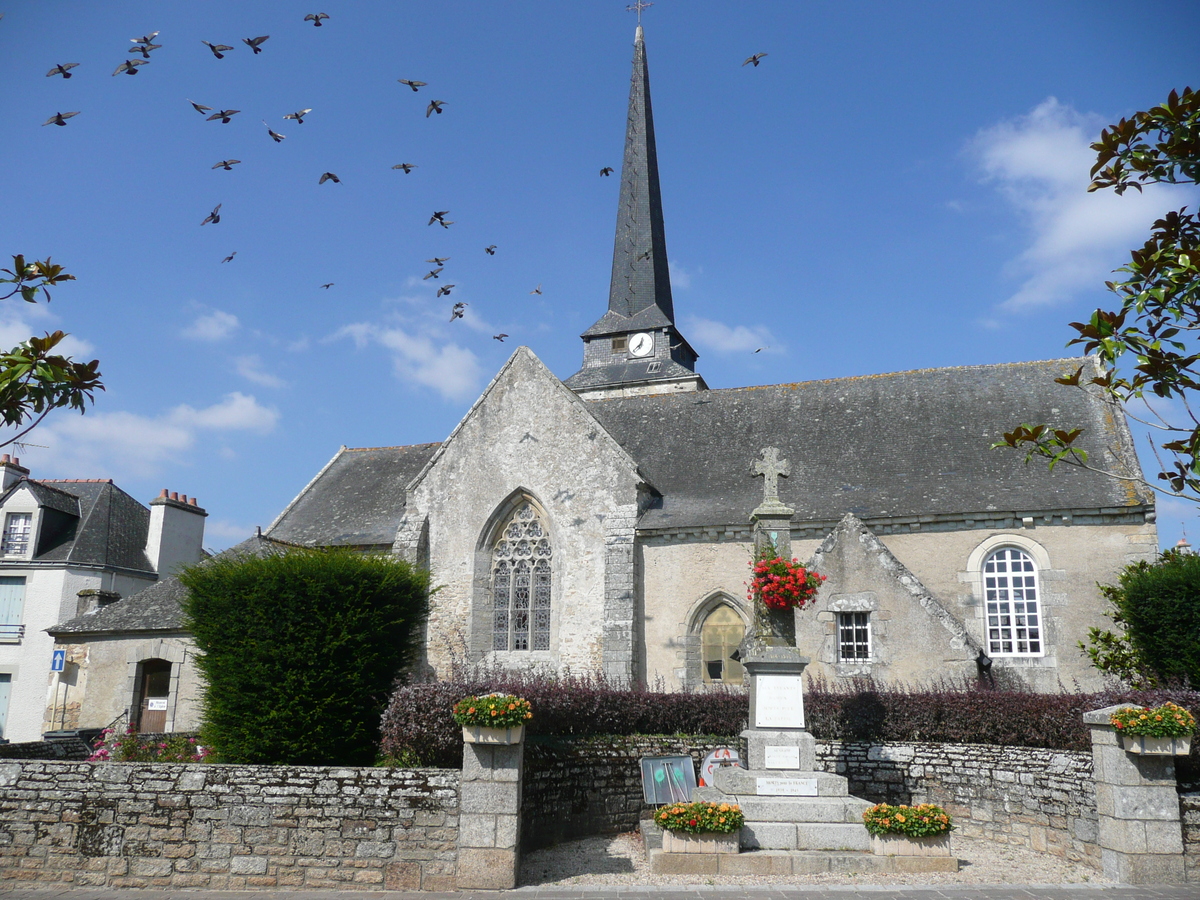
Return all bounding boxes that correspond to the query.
[669,259,699,290]
[25,392,279,478]
[971,97,1198,309]
[0,308,95,358]
[683,316,778,355]
[235,354,286,388]
[331,321,484,401]
[182,310,239,341]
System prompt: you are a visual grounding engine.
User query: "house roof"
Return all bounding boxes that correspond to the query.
[265,444,441,547]
[49,533,286,636]
[0,478,154,572]
[584,357,1153,530]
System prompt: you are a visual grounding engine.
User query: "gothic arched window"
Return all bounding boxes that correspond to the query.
[700,605,746,684]
[490,502,552,651]
[983,547,1042,656]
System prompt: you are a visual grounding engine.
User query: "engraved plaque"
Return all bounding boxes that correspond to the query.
[756,777,818,796]
[764,745,800,769]
[754,674,805,728]
[147,698,168,711]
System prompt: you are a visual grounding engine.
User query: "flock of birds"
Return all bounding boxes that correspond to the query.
[34,9,769,342]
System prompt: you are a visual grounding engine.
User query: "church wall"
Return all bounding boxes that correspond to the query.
[882,521,1157,692]
[410,351,643,680]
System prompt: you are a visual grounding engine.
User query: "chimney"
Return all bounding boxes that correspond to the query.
[0,454,29,491]
[145,489,208,578]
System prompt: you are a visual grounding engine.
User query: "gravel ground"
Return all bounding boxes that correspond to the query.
[517,832,1108,889]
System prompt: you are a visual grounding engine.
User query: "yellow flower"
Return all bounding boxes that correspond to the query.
[895,814,906,823]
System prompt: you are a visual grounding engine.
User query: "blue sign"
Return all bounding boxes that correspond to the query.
[51,650,65,672]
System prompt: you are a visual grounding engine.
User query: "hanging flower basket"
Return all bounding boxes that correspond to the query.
[748,553,825,611]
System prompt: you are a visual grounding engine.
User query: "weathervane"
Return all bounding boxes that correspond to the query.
[626,1,653,23]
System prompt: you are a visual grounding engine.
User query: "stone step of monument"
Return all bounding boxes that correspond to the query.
[731,794,873,825]
[743,820,871,852]
[648,848,959,876]
[705,769,852,797]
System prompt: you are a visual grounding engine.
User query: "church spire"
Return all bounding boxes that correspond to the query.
[606,24,674,323]
[565,25,705,400]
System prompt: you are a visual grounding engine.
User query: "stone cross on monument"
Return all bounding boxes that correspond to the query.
[750,446,794,559]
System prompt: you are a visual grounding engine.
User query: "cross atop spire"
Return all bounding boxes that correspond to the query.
[626,1,653,24]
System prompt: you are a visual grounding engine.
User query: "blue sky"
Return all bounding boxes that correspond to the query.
[2,1,1198,551]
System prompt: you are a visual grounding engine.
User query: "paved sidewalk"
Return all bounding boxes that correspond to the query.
[3,887,1200,900]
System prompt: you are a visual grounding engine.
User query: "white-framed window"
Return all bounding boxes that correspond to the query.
[700,605,746,684]
[0,577,26,643]
[837,611,871,661]
[1,513,32,556]
[0,673,11,739]
[490,502,552,651]
[984,547,1042,656]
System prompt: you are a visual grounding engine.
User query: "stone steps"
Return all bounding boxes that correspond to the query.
[648,848,960,876]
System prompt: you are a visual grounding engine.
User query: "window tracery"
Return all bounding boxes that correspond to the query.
[490,502,551,651]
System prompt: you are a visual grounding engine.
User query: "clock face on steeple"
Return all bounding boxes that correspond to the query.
[629,332,654,358]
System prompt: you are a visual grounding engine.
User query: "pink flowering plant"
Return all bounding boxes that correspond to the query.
[87,725,212,763]
[653,800,744,834]
[1110,701,1196,738]
[748,548,826,610]
[863,802,953,838]
[452,693,533,728]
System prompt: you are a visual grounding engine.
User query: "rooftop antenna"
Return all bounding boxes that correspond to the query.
[626,0,653,24]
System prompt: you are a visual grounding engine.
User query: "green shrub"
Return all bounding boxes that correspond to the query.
[1112,550,1200,686]
[183,549,428,765]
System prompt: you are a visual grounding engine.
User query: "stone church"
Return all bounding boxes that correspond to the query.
[265,25,1156,693]
[42,26,1156,735]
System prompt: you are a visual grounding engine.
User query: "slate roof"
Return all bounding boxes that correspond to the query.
[585,358,1153,530]
[265,444,440,547]
[49,534,286,636]
[0,479,154,572]
[564,357,703,391]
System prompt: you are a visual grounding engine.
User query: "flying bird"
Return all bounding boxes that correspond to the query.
[600,167,614,176]
[423,268,443,280]
[130,31,159,45]
[206,109,240,123]
[493,333,508,342]
[129,42,161,58]
[284,108,312,123]
[754,346,768,353]
[530,284,543,295]
[243,35,269,54]
[449,301,466,320]
[41,111,80,127]
[485,245,497,255]
[320,283,334,289]
[438,285,457,298]
[742,52,768,67]
[319,172,340,184]
[392,163,417,173]
[212,159,241,170]
[304,13,329,26]
[425,99,445,117]
[428,210,450,226]
[45,63,80,78]
[112,59,147,76]
[188,100,212,114]
[201,41,234,59]
[221,252,237,263]
[201,203,222,225]
[426,257,449,265]
[263,121,285,141]
[398,79,426,92]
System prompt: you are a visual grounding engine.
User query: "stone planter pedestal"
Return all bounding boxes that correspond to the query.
[462,724,524,745]
[1120,734,1191,756]
[871,833,952,857]
[662,830,741,854]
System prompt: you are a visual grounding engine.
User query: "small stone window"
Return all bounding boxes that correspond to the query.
[612,336,627,352]
[700,605,745,684]
[984,547,1042,656]
[1,513,31,556]
[490,502,552,651]
[837,612,871,661]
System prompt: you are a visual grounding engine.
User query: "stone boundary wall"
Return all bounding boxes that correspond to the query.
[815,740,1100,867]
[0,761,458,890]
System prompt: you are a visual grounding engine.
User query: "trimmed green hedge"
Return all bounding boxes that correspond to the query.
[184,549,428,765]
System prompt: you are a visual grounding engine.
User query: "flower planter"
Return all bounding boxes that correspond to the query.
[1120,734,1192,756]
[461,724,524,745]
[871,833,952,857]
[661,829,741,854]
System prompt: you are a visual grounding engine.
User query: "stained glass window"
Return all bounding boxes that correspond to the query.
[491,502,552,651]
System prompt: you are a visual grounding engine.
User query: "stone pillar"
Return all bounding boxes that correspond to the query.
[455,738,524,890]
[1083,705,1186,884]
